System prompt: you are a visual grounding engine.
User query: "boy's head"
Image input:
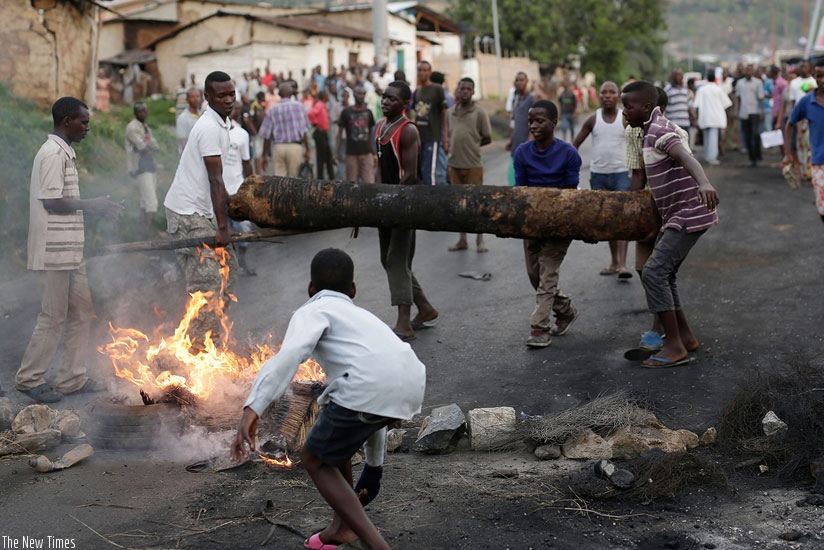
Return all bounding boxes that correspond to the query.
[310,248,355,297]
[655,86,668,114]
[621,80,657,128]
[527,100,558,143]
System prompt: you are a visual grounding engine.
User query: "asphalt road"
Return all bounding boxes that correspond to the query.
[2,132,824,549]
[3,133,821,434]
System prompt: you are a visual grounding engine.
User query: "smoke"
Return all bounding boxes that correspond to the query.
[151,422,236,464]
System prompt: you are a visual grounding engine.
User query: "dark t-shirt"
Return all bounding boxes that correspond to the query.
[558,90,577,115]
[510,92,535,157]
[412,84,447,143]
[339,107,376,156]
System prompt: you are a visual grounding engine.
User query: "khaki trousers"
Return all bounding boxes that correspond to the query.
[523,238,574,330]
[275,142,304,178]
[17,267,93,393]
[345,154,375,183]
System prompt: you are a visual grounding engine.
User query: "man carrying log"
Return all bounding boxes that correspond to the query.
[621,80,719,368]
[374,81,439,341]
[514,100,582,349]
[163,71,238,349]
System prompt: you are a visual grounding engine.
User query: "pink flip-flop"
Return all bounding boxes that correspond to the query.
[304,533,337,550]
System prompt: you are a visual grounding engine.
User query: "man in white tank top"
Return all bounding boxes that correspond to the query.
[572,81,632,279]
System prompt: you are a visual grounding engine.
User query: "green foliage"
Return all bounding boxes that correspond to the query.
[448,0,665,83]
[666,0,805,55]
[0,84,178,281]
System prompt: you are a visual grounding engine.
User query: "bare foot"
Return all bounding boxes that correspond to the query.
[449,242,468,251]
[477,245,488,253]
[412,307,438,325]
[317,524,358,546]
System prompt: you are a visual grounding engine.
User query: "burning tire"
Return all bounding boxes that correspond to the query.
[86,401,187,450]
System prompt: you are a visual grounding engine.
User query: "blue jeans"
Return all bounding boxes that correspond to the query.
[421,142,447,185]
[560,114,575,136]
[590,171,630,191]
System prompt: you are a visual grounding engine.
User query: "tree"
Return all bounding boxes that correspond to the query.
[448,0,666,82]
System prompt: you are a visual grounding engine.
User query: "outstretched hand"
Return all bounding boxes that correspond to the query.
[90,196,125,222]
[230,407,259,463]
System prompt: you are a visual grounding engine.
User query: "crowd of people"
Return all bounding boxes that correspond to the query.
[31,53,824,548]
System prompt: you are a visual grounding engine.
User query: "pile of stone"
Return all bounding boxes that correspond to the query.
[0,402,82,457]
[404,400,719,491]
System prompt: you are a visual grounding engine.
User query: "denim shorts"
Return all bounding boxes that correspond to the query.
[303,401,396,467]
[590,171,630,192]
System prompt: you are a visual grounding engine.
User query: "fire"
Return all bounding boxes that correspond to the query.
[257,451,293,468]
[98,247,324,402]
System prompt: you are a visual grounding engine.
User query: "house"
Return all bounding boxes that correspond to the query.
[2,0,98,108]
[146,9,406,93]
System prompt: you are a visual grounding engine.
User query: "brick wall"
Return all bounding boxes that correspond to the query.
[1,0,96,107]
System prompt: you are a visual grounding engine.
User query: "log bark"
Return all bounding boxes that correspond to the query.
[229,176,659,242]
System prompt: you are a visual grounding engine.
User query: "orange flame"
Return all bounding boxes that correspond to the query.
[258,451,293,468]
[98,247,324,400]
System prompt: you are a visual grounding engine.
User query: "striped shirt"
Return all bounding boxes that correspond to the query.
[28,135,84,270]
[643,108,718,233]
[259,97,310,143]
[664,83,692,128]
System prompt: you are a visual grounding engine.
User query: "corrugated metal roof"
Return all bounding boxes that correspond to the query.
[99,49,157,65]
[264,15,372,41]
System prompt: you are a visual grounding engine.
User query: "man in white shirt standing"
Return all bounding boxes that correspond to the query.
[164,70,238,348]
[224,101,256,276]
[573,81,632,280]
[693,70,733,166]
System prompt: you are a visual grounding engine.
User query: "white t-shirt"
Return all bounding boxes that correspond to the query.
[244,290,426,420]
[693,82,732,129]
[790,76,817,103]
[590,108,628,174]
[164,106,230,217]
[223,123,251,196]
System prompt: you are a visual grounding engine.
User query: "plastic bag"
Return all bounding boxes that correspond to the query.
[298,161,313,180]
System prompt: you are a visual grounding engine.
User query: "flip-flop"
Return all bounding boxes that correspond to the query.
[411,317,438,330]
[600,267,619,275]
[639,355,693,368]
[617,270,633,280]
[304,533,337,550]
[393,331,416,342]
[624,348,656,361]
[459,271,492,281]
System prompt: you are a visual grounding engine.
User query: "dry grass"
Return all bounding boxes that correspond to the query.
[717,357,824,481]
[522,390,645,445]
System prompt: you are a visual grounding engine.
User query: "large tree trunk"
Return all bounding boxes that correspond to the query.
[229,176,659,242]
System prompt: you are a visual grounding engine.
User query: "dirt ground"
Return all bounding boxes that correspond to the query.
[1,143,824,550]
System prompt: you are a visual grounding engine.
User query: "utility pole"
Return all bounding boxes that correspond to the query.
[805,0,822,59]
[373,0,388,67]
[491,0,503,99]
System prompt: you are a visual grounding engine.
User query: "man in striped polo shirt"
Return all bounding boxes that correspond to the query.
[664,68,696,145]
[621,81,719,369]
[17,97,124,403]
